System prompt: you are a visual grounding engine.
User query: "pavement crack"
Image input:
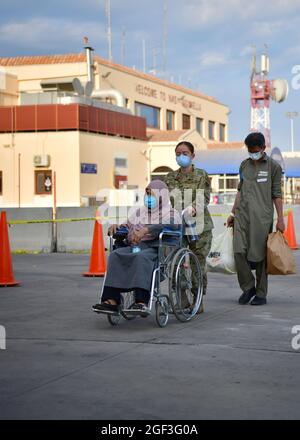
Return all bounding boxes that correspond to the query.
[233,346,299,355]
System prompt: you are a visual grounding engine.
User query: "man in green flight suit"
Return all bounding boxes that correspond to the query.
[227,132,285,305]
[163,141,214,312]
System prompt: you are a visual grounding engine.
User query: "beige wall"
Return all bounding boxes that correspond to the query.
[0,131,80,207]
[79,132,148,197]
[0,69,18,106]
[0,130,148,208]
[4,63,88,96]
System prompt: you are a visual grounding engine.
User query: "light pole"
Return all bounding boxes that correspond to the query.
[286,111,298,152]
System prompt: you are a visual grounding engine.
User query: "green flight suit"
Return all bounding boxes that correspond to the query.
[233,154,282,298]
[163,165,214,295]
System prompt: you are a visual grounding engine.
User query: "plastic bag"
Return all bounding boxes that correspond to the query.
[207,228,236,274]
[267,231,296,275]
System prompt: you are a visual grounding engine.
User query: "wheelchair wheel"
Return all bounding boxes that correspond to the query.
[107,313,121,326]
[120,291,136,321]
[168,248,203,322]
[155,295,169,328]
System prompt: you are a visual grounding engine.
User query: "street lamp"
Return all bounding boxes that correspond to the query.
[286,111,298,153]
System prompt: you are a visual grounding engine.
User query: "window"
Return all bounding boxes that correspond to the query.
[0,171,2,195]
[182,114,190,130]
[219,123,226,142]
[208,120,215,140]
[35,170,52,195]
[196,118,204,136]
[135,102,160,128]
[167,110,175,130]
[114,158,128,168]
[218,174,239,191]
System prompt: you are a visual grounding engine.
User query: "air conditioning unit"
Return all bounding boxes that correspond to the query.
[33,154,51,167]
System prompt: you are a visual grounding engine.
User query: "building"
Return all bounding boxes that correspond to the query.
[0,48,229,208]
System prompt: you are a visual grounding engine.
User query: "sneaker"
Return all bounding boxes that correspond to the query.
[92,303,118,313]
[132,303,150,317]
[250,296,267,306]
[238,287,256,305]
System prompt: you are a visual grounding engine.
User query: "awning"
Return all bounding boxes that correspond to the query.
[193,149,248,174]
[194,147,300,177]
[284,158,300,178]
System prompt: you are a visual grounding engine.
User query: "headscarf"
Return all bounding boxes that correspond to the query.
[127,179,181,243]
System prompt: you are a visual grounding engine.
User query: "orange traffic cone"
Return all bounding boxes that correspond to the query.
[0,211,20,287]
[82,220,106,277]
[284,210,299,250]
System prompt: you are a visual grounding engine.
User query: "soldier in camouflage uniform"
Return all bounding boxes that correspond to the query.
[163,141,214,311]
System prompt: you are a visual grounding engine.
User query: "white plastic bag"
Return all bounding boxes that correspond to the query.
[207,228,236,274]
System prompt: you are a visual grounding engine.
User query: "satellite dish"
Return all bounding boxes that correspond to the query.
[72,78,84,96]
[271,78,289,103]
[85,81,94,97]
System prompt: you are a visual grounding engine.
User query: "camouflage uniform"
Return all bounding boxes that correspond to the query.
[163,165,214,295]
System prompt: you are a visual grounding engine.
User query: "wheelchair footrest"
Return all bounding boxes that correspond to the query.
[122,308,151,316]
[92,307,120,316]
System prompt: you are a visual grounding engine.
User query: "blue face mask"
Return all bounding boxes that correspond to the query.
[176,154,192,168]
[249,151,263,161]
[144,195,157,209]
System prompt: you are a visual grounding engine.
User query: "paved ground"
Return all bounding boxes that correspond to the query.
[0,252,300,420]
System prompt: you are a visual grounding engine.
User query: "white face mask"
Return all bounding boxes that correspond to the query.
[249,151,263,161]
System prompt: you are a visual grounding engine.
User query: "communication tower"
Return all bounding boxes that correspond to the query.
[250,46,288,147]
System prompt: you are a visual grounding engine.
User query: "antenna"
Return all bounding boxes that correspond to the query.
[251,45,257,80]
[162,0,168,78]
[261,43,269,76]
[121,27,126,65]
[105,0,113,61]
[149,47,158,76]
[142,39,146,73]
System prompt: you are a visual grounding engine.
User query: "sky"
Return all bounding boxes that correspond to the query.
[1,0,300,150]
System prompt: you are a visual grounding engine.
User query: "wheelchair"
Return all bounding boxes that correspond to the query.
[93,216,203,328]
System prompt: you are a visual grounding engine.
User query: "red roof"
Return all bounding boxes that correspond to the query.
[0,53,225,106]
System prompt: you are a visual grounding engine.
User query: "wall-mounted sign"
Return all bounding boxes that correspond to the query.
[81,163,97,174]
[135,84,202,111]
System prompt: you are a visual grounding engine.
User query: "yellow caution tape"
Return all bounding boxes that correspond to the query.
[7,216,126,225]
[7,209,292,225]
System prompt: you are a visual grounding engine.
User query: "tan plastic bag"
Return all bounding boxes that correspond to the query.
[267,231,296,275]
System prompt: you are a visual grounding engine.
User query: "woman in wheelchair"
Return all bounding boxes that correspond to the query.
[92,180,181,314]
